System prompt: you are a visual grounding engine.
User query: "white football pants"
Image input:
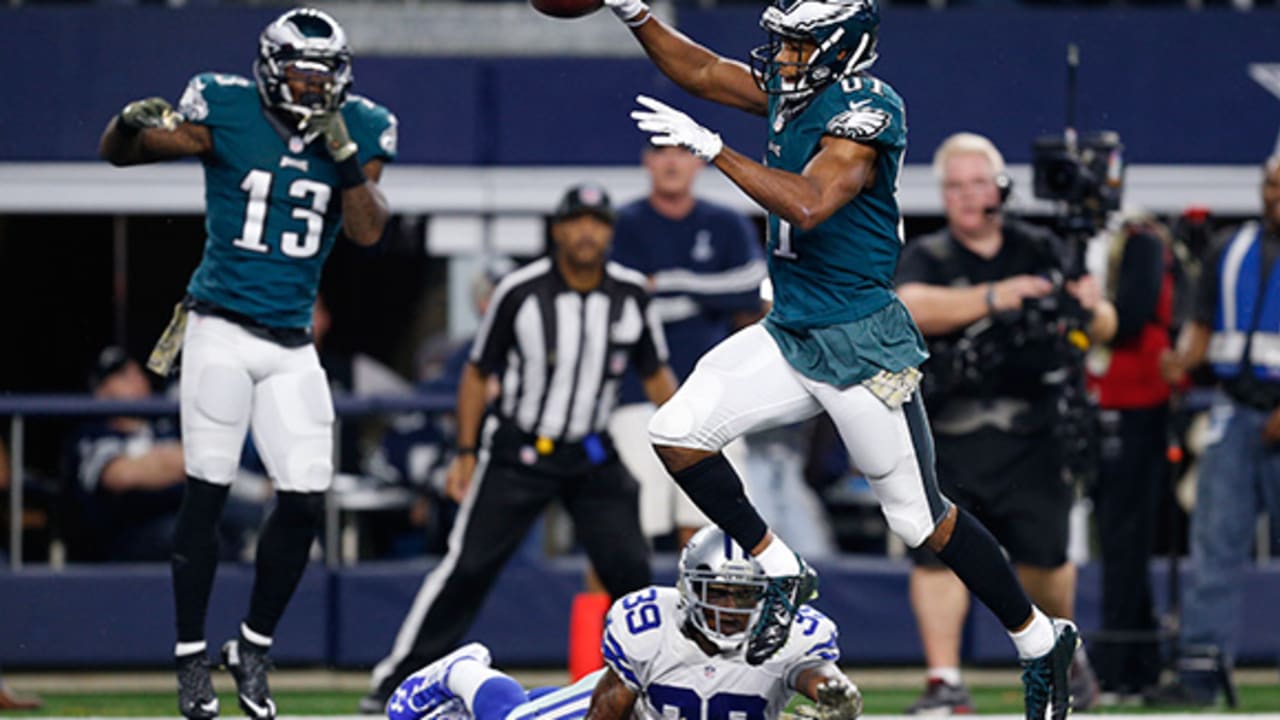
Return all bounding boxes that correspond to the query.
[180,311,334,493]
[649,324,948,548]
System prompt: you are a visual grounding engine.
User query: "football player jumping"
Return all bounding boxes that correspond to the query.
[385,526,862,720]
[592,1,1078,717]
[98,8,396,720]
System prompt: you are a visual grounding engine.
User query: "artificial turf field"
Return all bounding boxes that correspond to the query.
[3,678,1278,718]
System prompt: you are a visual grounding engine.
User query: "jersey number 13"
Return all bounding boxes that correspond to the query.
[232,169,331,259]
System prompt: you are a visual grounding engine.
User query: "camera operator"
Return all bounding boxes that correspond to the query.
[1149,155,1280,707]
[895,132,1115,715]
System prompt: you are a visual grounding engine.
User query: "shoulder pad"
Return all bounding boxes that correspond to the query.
[601,587,678,690]
[343,94,399,161]
[821,75,904,147]
[177,73,254,125]
[779,604,841,666]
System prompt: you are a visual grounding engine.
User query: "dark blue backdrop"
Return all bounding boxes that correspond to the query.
[3,7,1278,165]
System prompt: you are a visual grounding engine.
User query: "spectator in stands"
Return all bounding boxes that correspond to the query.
[1084,215,1180,701]
[895,133,1114,714]
[1150,154,1280,707]
[68,346,262,563]
[608,145,766,549]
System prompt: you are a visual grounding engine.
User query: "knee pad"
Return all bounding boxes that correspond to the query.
[253,368,334,492]
[865,456,939,549]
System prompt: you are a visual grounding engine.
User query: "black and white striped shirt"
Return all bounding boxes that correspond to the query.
[470,257,669,443]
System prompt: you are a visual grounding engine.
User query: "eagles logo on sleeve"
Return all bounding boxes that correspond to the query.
[825,99,890,141]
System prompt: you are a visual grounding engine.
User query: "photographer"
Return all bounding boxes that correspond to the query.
[895,133,1114,714]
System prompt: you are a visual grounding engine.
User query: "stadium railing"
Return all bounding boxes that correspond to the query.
[0,392,453,571]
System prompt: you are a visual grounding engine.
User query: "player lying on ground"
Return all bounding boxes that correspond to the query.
[385,526,862,720]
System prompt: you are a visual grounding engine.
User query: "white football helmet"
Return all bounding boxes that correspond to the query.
[677,526,769,651]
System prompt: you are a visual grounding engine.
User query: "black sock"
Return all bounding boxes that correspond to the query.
[670,453,768,551]
[244,490,323,638]
[172,477,231,644]
[935,507,1033,630]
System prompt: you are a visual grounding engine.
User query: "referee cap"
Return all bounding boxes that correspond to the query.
[553,183,615,225]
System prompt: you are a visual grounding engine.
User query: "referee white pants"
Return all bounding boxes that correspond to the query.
[180,311,334,493]
[649,324,947,548]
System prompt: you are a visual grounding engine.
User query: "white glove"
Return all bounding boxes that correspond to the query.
[604,0,649,25]
[630,94,723,162]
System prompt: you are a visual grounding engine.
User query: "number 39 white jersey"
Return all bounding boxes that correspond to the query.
[602,586,840,720]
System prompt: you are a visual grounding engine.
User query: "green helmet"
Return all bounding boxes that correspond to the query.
[749,0,880,98]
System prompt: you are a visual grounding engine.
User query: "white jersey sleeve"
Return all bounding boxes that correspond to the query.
[774,604,841,692]
[602,586,676,693]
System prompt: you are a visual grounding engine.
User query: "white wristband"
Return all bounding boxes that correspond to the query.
[609,0,649,25]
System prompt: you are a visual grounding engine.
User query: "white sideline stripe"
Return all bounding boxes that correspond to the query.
[27,715,1280,720]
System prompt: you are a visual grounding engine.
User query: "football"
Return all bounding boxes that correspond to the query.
[530,0,603,19]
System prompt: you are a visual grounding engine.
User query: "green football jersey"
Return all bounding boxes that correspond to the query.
[764,73,906,331]
[177,72,397,328]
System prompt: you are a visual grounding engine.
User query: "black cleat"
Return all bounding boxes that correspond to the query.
[745,560,818,665]
[177,653,219,720]
[1020,619,1078,720]
[223,639,277,720]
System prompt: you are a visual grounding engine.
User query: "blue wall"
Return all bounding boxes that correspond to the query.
[3,557,1279,668]
[2,7,1278,165]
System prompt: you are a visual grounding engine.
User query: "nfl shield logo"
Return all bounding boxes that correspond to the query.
[580,185,603,205]
[289,136,304,154]
[703,665,716,678]
[610,351,627,375]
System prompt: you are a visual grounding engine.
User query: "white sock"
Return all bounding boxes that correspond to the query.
[175,640,207,658]
[927,667,963,686]
[241,622,273,648]
[1009,607,1055,660]
[449,659,505,711]
[753,536,801,577]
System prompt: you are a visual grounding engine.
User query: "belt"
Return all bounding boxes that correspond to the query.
[186,295,312,348]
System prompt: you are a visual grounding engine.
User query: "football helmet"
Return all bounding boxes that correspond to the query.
[749,0,880,97]
[254,8,353,122]
[677,526,769,652]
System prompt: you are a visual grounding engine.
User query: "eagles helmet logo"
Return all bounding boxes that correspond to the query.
[749,0,881,98]
[826,100,890,140]
[254,8,354,124]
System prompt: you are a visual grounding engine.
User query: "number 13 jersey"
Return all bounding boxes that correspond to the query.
[602,587,840,720]
[177,72,398,328]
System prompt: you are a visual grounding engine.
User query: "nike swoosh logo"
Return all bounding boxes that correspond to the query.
[240,694,276,719]
[199,699,219,714]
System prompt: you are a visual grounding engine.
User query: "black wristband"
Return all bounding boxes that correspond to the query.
[335,155,366,190]
[455,446,476,456]
[117,113,141,138]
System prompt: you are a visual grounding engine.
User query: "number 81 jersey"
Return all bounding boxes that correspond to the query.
[177,72,398,328]
[602,587,840,720]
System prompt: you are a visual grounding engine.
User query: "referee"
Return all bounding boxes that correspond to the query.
[363,183,678,710]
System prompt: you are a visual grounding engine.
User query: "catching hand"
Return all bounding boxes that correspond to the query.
[604,0,648,24]
[812,678,862,720]
[630,95,723,162]
[120,97,180,131]
[306,110,358,162]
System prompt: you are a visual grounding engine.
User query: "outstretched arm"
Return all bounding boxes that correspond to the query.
[631,97,875,231]
[794,665,862,720]
[99,98,212,166]
[583,669,639,720]
[606,1,766,116]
